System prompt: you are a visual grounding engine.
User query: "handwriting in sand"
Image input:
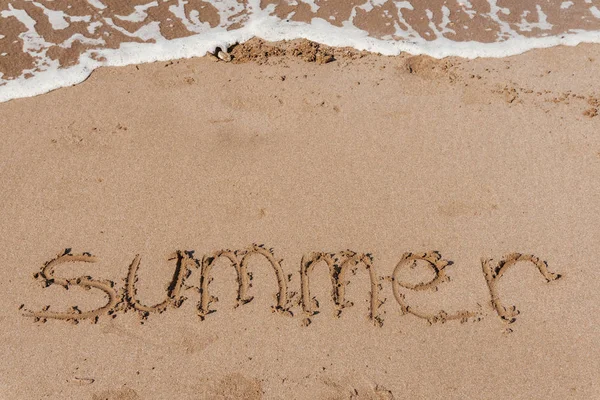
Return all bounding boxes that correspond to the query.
[21,244,561,327]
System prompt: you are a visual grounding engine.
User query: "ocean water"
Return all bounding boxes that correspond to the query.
[1,0,600,102]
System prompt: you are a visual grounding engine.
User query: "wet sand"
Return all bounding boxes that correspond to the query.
[2,0,600,83]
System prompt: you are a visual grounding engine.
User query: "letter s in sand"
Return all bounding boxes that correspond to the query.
[23,249,119,323]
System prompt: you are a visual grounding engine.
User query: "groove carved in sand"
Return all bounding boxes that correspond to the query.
[22,248,561,326]
[391,252,480,324]
[24,249,119,324]
[300,251,383,326]
[198,244,289,319]
[482,253,562,323]
[122,251,194,320]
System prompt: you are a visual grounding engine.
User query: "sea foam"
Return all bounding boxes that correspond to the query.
[1,0,600,103]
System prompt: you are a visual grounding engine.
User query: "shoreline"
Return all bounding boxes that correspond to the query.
[4,37,600,104]
[3,0,600,102]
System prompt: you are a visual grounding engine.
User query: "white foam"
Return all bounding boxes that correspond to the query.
[168,0,214,34]
[2,0,600,103]
[86,0,106,10]
[561,2,574,10]
[517,5,553,32]
[87,21,103,34]
[458,1,476,19]
[32,2,70,30]
[299,0,320,13]
[115,1,158,23]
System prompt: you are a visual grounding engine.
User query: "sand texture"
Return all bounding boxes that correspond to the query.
[0,40,599,399]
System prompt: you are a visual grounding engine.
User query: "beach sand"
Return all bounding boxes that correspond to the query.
[0,40,599,399]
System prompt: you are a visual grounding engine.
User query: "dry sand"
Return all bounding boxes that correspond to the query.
[1,40,599,399]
